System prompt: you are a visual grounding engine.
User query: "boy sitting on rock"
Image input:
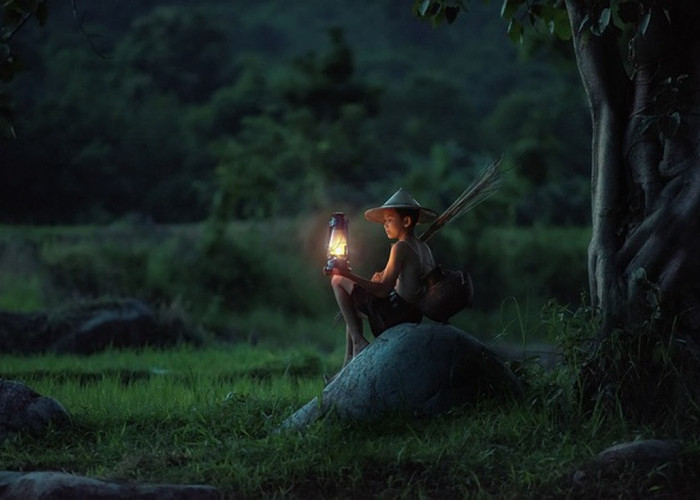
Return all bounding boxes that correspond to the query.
[329,188,437,370]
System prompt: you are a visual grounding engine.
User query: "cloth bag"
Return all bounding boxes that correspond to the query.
[419,265,474,323]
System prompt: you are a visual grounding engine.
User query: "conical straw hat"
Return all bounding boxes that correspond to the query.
[364,188,437,224]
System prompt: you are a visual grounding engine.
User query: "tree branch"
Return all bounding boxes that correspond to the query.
[2,12,33,43]
[71,0,109,59]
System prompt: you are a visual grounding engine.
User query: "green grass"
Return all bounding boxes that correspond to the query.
[3,345,698,498]
[2,223,699,497]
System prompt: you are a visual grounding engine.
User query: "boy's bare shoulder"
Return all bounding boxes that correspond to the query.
[395,240,425,262]
[388,240,412,262]
[392,240,412,253]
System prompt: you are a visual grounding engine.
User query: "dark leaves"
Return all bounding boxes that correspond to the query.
[413,0,463,27]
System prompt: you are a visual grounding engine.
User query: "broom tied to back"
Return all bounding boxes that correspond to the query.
[418,158,502,243]
[415,158,502,321]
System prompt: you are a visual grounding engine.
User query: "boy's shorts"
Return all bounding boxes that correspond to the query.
[351,286,422,337]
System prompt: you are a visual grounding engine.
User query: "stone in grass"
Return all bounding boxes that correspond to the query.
[279,323,522,431]
[48,298,159,355]
[0,298,203,355]
[571,439,686,489]
[595,439,684,465]
[0,471,221,500]
[0,380,71,441]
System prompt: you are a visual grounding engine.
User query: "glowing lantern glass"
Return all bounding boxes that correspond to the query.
[324,212,349,274]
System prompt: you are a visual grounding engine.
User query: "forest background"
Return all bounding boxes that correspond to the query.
[0,0,592,348]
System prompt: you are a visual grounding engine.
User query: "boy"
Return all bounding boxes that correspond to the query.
[329,188,437,369]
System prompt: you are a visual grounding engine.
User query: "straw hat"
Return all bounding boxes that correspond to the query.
[364,188,437,224]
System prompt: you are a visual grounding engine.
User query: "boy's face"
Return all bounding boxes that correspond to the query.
[382,209,410,239]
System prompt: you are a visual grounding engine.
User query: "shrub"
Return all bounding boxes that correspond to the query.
[40,237,151,299]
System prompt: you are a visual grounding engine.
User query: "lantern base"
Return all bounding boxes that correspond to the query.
[324,257,349,275]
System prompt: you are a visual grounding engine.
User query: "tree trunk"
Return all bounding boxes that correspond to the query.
[565,0,700,417]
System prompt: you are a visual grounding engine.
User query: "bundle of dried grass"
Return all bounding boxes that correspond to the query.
[418,158,502,242]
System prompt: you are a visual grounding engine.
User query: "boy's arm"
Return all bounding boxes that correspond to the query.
[336,269,392,297]
[334,242,407,297]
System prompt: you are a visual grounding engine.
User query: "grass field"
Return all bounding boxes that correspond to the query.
[2,344,698,498]
[2,222,699,497]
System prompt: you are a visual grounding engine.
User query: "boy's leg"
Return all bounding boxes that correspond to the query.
[345,330,353,366]
[331,275,369,364]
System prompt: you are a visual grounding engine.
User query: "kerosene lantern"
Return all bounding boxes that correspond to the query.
[324,212,349,275]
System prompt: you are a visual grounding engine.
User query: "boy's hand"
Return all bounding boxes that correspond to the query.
[371,271,383,282]
[331,266,351,276]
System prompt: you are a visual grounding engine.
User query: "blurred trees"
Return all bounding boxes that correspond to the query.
[211,28,382,221]
[113,7,231,103]
[0,0,47,137]
[0,0,590,227]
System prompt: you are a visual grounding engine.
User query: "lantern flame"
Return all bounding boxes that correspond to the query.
[324,212,349,274]
[328,228,348,258]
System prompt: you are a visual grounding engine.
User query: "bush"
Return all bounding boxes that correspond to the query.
[41,235,151,299]
[2,220,592,345]
[469,225,589,310]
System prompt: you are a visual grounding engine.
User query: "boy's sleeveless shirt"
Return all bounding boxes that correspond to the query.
[396,239,435,305]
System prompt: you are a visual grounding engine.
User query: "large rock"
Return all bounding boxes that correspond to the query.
[48,298,158,354]
[280,323,522,430]
[0,380,71,441]
[0,471,221,500]
[0,298,202,355]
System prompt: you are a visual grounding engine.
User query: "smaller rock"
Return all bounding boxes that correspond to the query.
[566,439,689,497]
[0,298,202,355]
[596,439,683,465]
[0,471,221,500]
[0,380,71,439]
[49,299,157,354]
